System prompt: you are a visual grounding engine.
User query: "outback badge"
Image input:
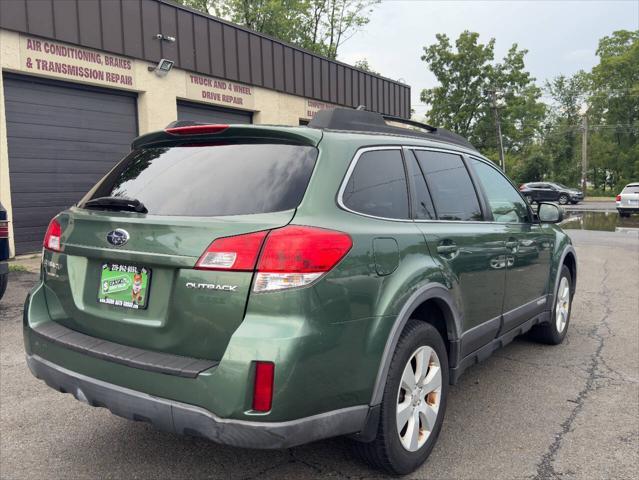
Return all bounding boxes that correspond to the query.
[185,282,238,292]
[106,229,129,247]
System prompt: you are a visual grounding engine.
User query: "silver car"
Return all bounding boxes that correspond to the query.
[616,183,639,217]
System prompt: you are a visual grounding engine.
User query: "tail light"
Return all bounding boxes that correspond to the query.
[0,221,8,239]
[519,184,525,191]
[166,124,229,135]
[195,230,268,271]
[43,218,62,252]
[253,226,352,292]
[252,361,275,412]
[195,226,352,292]
[616,195,621,202]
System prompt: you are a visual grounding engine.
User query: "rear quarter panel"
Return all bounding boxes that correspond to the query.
[240,133,452,419]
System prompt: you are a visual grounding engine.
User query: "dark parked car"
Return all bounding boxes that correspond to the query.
[24,109,577,475]
[520,182,584,205]
[0,202,8,300]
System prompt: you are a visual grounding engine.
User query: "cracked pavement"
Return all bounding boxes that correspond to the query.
[1,229,637,479]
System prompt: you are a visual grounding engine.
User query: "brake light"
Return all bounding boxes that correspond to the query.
[43,218,62,252]
[253,226,352,292]
[194,226,352,291]
[195,230,268,271]
[616,195,621,202]
[165,124,229,135]
[0,221,8,239]
[252,361,274,412]
[519,184,525,191]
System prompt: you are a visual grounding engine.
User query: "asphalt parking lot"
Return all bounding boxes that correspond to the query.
[563,200,615,212]
[1,228,637,480]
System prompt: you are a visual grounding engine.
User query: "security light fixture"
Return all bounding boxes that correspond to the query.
[148,59,174,77]
[154,33,176,43]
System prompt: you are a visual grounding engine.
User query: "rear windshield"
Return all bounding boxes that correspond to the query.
[80,144,318,216]
[622,185,639,194]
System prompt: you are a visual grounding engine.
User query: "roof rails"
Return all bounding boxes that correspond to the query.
[381,113,437,132]
[308,108,477,151]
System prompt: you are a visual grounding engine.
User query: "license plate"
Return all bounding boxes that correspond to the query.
[628,199,639,206]
[98,263,151,310]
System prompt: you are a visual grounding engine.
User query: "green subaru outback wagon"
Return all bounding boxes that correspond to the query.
[24,108,576,474]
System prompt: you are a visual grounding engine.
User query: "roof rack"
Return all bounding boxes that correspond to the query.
[381,113,437,132]
[308,108,477,151]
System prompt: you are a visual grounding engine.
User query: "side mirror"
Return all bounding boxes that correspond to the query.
[538,202,564,223]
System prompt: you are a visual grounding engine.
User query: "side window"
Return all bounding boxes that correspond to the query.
[413,150,482,221]
[406,151,436,220]
[342,149,409,219]
[471,159,530,223]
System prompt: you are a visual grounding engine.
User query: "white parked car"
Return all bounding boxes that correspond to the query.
[616,183,639,217]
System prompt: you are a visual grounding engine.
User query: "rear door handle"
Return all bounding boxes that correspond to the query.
[437,243,459,256]
[505,238,519,252]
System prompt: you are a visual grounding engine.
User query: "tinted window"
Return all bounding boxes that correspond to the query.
[472,159,530,223]
[406,151,435,220]
[622,185,639,194]
[81,144,317,216]
[342,149,409,219]
[413,150,482,221]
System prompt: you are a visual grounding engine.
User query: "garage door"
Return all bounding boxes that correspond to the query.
[177,100,252,124]
[4,74,138,254]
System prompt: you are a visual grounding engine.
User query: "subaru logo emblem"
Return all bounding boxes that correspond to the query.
[106,229,129,247]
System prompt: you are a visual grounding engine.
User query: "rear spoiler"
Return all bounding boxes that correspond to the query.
[131,122,322,150]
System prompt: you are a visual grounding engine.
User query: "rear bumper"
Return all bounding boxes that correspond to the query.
[26,353,369,449]
[617,206,639,213]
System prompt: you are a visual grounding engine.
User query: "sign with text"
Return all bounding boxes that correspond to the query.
[19,35,136,88]
[185,74,255,110]
[304,99,335,119]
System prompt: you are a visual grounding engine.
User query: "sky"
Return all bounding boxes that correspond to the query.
[338,0,639,115]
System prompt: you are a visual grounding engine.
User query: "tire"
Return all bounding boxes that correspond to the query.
[352,321,448,475]
[0,273,7,301]
[531,265,572,345]
[558,194,569,205]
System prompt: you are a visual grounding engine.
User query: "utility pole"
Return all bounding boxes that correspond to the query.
[488,89,506,173]
[581,112,588,195]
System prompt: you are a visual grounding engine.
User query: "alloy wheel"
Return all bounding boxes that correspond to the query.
[556,276,570,333]
[396,346,442,452]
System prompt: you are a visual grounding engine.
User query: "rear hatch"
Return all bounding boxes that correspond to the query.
[43,129,320,361]
[619,184,639,208]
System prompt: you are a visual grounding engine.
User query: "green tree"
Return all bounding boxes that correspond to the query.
[176,0,379,60]
[541,72,588,186]
[588,30,639,189]
[420,31,545,168]
[420,31,495,139]
[353,58,379,75]
[175,0,212,12]
[509,149,548,185]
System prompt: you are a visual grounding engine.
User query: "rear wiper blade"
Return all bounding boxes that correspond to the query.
[83,197,148,214]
